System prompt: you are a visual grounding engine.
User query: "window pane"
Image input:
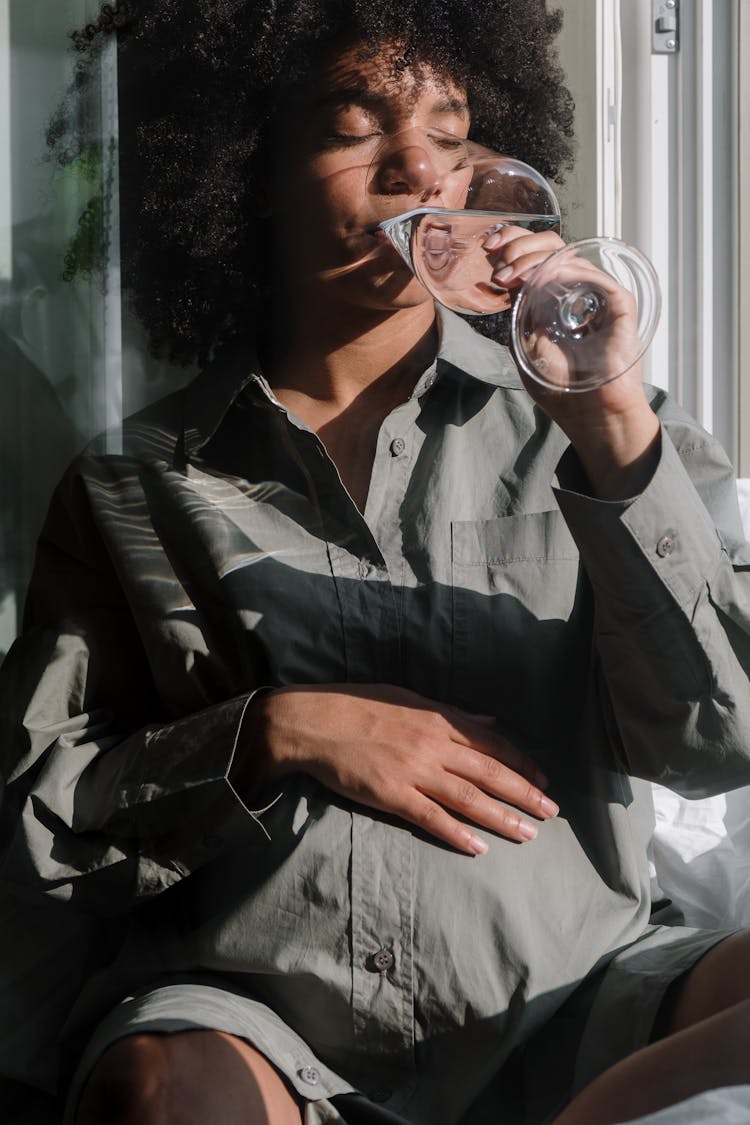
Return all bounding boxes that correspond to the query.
[1,1,106,656]
[0,2,191,660]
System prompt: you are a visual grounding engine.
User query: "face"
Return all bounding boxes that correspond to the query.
[272,40,471,314]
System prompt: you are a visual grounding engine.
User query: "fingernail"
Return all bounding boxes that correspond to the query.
[483,232,503,249]
[495,265,513,281]
[466,833,489,855]
[518,822,538,841]
[540,796,559,817]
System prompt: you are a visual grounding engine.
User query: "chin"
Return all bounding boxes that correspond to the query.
[311,253,436,315]
[361,264,435,309]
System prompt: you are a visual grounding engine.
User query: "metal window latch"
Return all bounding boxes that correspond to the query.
[653,0,679,54]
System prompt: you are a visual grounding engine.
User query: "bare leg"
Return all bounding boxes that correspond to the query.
[662,930,750,1031]
[75,1030,304,1125]
[553,931,750,1125]
[552,998,750,1125]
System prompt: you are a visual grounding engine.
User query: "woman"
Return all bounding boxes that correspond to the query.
[2,1,750,1123]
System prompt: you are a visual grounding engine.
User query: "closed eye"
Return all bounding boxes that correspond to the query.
[324,132,381,148]
[429,135,465,151]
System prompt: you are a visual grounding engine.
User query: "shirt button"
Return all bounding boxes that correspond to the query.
[357,559,369,580]
[656,533,675,557]
[299,1066,320,1086]
[371,947,394,972]
[389,437,406,457]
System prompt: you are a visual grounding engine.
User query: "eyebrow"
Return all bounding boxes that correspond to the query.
[314,88,470,117]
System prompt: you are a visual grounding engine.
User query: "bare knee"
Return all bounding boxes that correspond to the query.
[74,1029,303,1125]
[76,1034,174,1125]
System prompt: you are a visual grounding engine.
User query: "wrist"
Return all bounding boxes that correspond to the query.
[231,688,289,797]
[563,403,661,501]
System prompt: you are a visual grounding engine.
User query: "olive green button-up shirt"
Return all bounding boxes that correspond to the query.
[2,309,750,1116]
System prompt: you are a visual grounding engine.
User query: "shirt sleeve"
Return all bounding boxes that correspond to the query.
[553,408,750,798]
[0,465,271,916]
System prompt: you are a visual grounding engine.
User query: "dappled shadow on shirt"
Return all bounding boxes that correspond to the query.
[4,440,640,904]
[0,412,649,1115]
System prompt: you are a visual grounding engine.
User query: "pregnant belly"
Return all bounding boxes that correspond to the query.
[151,776,649,1068]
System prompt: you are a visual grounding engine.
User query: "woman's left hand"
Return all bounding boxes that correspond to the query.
[486,226,661,501]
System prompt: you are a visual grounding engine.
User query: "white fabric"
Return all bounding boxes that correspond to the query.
[615,1086,750,1125]
[649,786,750,928]
[648,480,750,930]
[737,479,750,532]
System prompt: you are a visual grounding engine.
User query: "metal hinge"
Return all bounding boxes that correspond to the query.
[652,0,679,54]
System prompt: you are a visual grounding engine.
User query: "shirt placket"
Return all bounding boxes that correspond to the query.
[252,376,424,1098]
[345,395,427,1098]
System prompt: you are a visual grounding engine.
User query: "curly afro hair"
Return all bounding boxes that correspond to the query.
[48,0,575,366]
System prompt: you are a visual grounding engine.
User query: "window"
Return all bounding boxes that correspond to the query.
[0,2,188,657]
[557,0,743,466]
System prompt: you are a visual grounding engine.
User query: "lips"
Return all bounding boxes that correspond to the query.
[422,223,453,272]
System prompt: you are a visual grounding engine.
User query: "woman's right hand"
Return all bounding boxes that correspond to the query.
[235,684,558,855]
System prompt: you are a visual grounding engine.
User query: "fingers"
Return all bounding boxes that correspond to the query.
[482,225,564,289]
[442,704,499,727]
[404,757,557,853]
[407,707,558,852]
[449,742,556,814]
[460,712,497,727]
[403,792,492,856]
[483,225,562,255]
[527,257,638,324]
[440,706,548,789]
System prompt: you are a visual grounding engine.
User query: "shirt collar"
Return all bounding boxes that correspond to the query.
[434,306,523,390]
[182,336,262,459]
[181,308,522,458]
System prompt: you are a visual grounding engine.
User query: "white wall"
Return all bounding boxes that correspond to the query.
[554,0,600,243]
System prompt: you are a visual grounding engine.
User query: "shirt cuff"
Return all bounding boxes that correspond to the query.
[136,690,283,895]
[553,429,723,611]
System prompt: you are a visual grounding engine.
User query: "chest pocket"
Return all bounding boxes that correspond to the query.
[451,510,591,755]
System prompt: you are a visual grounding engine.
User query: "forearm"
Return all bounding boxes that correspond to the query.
[555,425,750,794]
[0,625,271,911]
[562,399,661,501]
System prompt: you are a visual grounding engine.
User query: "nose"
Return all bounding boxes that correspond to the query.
[375,143,444,204]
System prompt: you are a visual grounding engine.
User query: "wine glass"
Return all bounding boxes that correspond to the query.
[362,127,661,392]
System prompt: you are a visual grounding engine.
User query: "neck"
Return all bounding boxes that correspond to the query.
[263,300,439,410]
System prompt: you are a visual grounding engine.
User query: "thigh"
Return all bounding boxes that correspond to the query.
[75,1029,304,1125]
[519,924,736,1124]
[656,928,750,1036]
